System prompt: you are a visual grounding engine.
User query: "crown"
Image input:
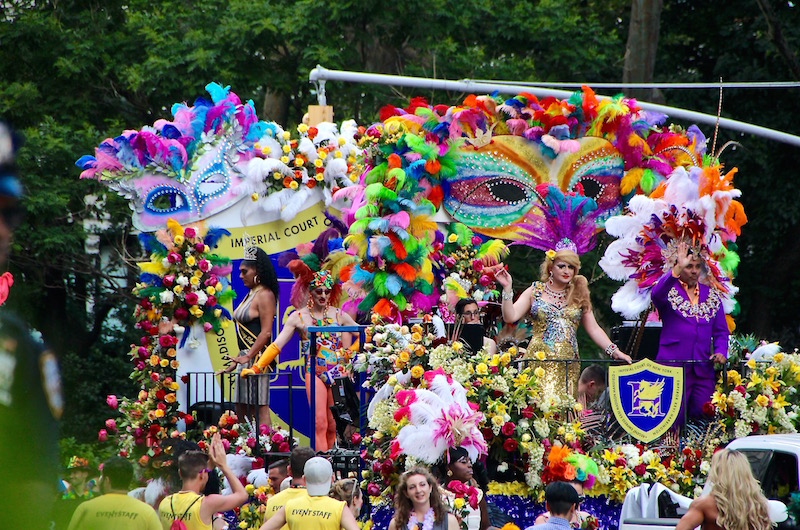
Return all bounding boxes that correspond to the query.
[554,237,578,254]
[242,232,258,261]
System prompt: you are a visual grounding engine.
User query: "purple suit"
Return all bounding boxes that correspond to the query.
[651,272,728,419]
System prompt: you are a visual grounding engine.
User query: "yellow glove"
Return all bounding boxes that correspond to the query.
[253,343,280,373]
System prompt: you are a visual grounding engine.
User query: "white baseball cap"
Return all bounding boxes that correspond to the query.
[304,457,333,496]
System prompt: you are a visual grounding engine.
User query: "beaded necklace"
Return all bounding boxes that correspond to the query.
[543,280,568,308]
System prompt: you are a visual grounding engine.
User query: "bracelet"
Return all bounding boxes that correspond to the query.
[501,291,513,301]
[605,343,618,357]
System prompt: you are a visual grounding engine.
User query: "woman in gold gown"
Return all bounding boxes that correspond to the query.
[493,244,631,396]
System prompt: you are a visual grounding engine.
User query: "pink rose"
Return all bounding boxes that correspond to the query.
[444,257,456,268]
[162,275,175,287]
[471,236,482,246]
[195,243,205,253]
[167,252,181,264]
[222,439,230,451]
[271,433,284,444]
[158,335,175,348]
[350,432,362,445]
[479,274,491,286]
[174,308,189,320]
[207,296,217,307]
[278,442,290,452]
[198,259,211,272]
[246,437,256,448]
[366,483,381,496]
[98,429,108,442]
[203,322,213,332]
[106,395,118,409]
[472,260,484,272]
[105,419,117,432]
[184,227,196,238]
[184,292,199,305]
[259,424,269,436]
[501,422,516,437]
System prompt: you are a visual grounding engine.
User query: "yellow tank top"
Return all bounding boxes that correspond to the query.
[158,492,208,530]
[284,495,345,530]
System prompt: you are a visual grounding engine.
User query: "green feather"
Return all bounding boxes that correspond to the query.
[365,163,387,185]
[640,169,656,194]
[373,271,388,297]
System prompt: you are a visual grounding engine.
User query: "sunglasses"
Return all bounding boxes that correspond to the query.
[312,288,332,295]
[201,468,213,475]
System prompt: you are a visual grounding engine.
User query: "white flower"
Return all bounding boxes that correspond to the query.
[177,275,190,287]
[159,290,175,304]
[161,258,170,269]
[496,462,509,473]
[195,290,208,306]
[700,460,711,474]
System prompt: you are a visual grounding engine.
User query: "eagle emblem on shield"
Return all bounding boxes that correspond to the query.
[609,359,683,442]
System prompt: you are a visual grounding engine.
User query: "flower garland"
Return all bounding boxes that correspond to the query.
[100,220,234,471]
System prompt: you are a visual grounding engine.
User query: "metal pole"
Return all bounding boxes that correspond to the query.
[308,66,800,148]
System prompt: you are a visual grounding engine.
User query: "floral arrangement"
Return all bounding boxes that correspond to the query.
[712,350,800,439]
[446,479,481,530]
[432,223,508,305]
[99,220,234,470]
[237,485,271,530]
[199,412,296,456]
[581,515,600,530]
[135,219,235,345]
[245,121,361,201]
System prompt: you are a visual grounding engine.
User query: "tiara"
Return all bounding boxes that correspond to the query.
[242,232,258,261]
[554,237,578,254]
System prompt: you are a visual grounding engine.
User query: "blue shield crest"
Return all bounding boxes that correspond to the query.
[609,359,683,442]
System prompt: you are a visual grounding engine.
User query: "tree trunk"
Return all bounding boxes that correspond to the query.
[262,89,290,127]
[623,0,665,104]
[754,0,800,81]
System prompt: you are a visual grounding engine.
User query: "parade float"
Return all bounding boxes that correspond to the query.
[77,81,800,529]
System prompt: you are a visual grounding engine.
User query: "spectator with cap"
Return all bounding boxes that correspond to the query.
[263,446,316,529]
[524,481,582,530]
[67,456,161,530]
[259,456,359,530]
[0,121,63,530]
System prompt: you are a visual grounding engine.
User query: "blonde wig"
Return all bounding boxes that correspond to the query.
[539,250,591,311]
[708,449,771,530]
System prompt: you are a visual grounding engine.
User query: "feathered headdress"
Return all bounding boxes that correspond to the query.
[277,212,351,309]
[391,368,487,464]
[541,444,598,490]
[516,184,602,255]
[600,164,744,319]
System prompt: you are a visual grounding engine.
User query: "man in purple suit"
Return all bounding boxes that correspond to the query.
[651,241,728,420]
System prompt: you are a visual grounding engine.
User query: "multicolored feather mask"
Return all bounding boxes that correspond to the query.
[77,83,266,231]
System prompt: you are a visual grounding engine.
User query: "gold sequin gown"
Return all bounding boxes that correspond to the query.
[524,282,582,396]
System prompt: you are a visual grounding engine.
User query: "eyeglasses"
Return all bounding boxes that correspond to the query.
[461,310,480,317]
[577,495,585,503]
[201,468,213,474]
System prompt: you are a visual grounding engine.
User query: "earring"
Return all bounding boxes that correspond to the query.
[307,297,313,309]
[446,469,453,477]
[548,271,553,279]
[254,275,260,285]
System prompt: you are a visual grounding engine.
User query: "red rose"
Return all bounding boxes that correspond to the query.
[501,422,516,437]
[683,459,696,472]
[156,389,166,401]
[493,389,504,398]
[503,438,518,452]
[634,464,647,476]
[181,375,189,384]
[184,292,199,305]
[521,405,534,419]
[615,458,626,467]
[252,457,264,470]
[701,402,715,417]
[278,442,290,452]
[158,334,175,348]
[490,366,499,374]
[350,432,362,445]
[174,308,189,320]
[734,385,747,396]
[183,415,194,426]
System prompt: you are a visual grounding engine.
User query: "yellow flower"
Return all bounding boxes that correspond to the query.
[726,370,741,387]
[170,382,179,391]
[447,233,458,243]
[251,192,259,201]
[334,150,342,158]
[167,348,177,358]
[387,376,397,386]
[534,350,547,361]
[475,363,489,376]
[185,255,196,267]
[154,409,165,418]
[239,522,248,529]
[513,373,530,387]
[289,180,299,190]
[410,365,424,379]
[173,285,183,294]
[297,124,309,134]
[160,359,169,368]
[491,415,504,427]
[534,367,546,379]
[315,173,324,181]
[452,342,463,352]
[280,156,290,165]
[766,366,778,378]
[314,158,324,168]
[282,144,291,154]
[557,426,566,436]
[138,390,149,401]
[338,137,346,146]
[411,324,423,334]
[174,235,185,246]
[190,276,200,286]
[149,354,160,366]
[453,498,465,510]
[773,394,789,409]
[294,157,305,167]
[261,146,271,155]
[755,394,769,407]
[206,286,216,296]
[273,171,282,180]
[194,269,203,278]
[245,484,255,494]
[773,352,784,363]
[545,250,556,260]
[411,332,422,343]
[746,358,756,369]
[500,353,511,366]
[415,346,425,357]
[165,393,177,403]
[214,309,222,318]
[399,351,410,362]
[488,355,500,367]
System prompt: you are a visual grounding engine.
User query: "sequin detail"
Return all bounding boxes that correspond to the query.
[667,286,722,321]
